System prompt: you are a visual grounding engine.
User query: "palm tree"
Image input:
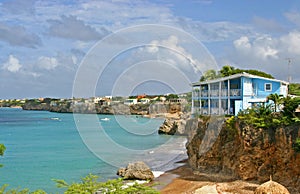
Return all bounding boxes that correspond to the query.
[267,93,283,112]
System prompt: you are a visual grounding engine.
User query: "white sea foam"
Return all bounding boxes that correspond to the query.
[152,171,165,178]
[140,136,188,172]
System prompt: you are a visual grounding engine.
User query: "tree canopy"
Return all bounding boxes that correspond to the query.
[200,65,274,81]
[289,83,300,96]
[200,69,218,81]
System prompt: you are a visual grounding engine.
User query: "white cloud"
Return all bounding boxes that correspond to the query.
[233,36,251,50]
[37,56,58,70]
[252,16,284,32]
[3,55,22,73]
[177,17,256,42]
[280,31,300,55]
[74,1,173,28]
[234,35,279,60]
[47,15,110,41]
[143,35,204,73]
[0,22,41,48]
[285,11,300,27]
[1,0,36,15]
[224,30,300,83]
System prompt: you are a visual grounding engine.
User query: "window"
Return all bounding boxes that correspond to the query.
[265,83,272,91]
[230,83,239,89]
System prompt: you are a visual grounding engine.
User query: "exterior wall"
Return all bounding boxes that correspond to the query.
[242,96,253,110]
[280,83,288,97]
[235,100,243,115]
[242,77,253,96]
[252,78,281,98]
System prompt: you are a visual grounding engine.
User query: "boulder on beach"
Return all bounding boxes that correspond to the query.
[158,118,186,135]
[117,161,154,180]
[254,177,290,194]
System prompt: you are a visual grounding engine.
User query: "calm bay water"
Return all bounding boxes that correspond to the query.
[0,108,186,193]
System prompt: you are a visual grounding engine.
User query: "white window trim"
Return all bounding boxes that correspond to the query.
[265,83,272,91]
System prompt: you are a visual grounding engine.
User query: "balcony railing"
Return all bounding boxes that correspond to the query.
[193,89,242,97]
[202,91,208,97]
[221,89,227,96]
[210,90,218,96]
[193,107,228,115]
[230,89,241,96]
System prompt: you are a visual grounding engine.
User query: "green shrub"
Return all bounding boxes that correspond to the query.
[0,144,5,168]
[225,116,238,142]
[294,138,300,153]
[0,184,46,194]
[54,174,159,194]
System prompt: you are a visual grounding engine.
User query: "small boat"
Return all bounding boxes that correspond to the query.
[101,118,110,121]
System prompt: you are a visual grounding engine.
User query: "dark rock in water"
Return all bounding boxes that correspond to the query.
[117,161,154,180]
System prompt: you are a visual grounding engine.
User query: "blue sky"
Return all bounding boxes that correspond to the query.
[1,0,300,99]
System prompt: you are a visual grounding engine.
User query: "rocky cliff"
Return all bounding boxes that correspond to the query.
[22,101,183,115]
[185,116,300,193]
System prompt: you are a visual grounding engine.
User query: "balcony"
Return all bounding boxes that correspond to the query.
[210,90,218,97]
[221,89,227,96]
[198,89,241,97]
[195,107,227,115]
[230,89,241,96]
[202,91,208,97]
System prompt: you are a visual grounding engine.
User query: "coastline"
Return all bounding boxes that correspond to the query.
[153,160,261,194]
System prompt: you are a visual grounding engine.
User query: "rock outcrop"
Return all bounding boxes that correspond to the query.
[158,112,190,135]
[117,161,154,180]
[255,178,290,194]
[185,116,300,193]
[158,119,177,135]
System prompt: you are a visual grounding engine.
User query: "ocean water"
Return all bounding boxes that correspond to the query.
[0,108,186,193]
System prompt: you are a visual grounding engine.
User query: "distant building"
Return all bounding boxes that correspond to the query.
[139,98,150,104]
[192,72,289,115]
[169,98,187,104]
[159,96,167,102]
[93,97,102,104]
[124,98,138,105]
[50,101,57,107]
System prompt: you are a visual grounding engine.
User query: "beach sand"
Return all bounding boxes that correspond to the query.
[153,160,260,194]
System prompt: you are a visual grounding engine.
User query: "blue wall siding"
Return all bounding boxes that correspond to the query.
[252,78,281,97]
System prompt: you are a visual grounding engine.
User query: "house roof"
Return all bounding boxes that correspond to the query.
[192,72,289,86]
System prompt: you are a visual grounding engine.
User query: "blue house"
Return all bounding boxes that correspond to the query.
[192,72,289,115]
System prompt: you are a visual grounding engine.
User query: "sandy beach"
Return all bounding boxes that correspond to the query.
[154,160,260,194]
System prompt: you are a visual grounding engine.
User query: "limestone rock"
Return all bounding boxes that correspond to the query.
[255,178,290,194]
[117,161,154,180]
[158,118,187,135]
[185,116,300,193]
[158,119,178,135]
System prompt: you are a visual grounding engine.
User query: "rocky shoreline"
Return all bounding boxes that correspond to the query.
[20,100,184,116]
[4,101,299,193]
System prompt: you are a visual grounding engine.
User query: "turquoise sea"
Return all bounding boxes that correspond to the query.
[0,108,186,193]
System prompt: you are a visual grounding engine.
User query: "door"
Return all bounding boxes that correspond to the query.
[234,100,243,116]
